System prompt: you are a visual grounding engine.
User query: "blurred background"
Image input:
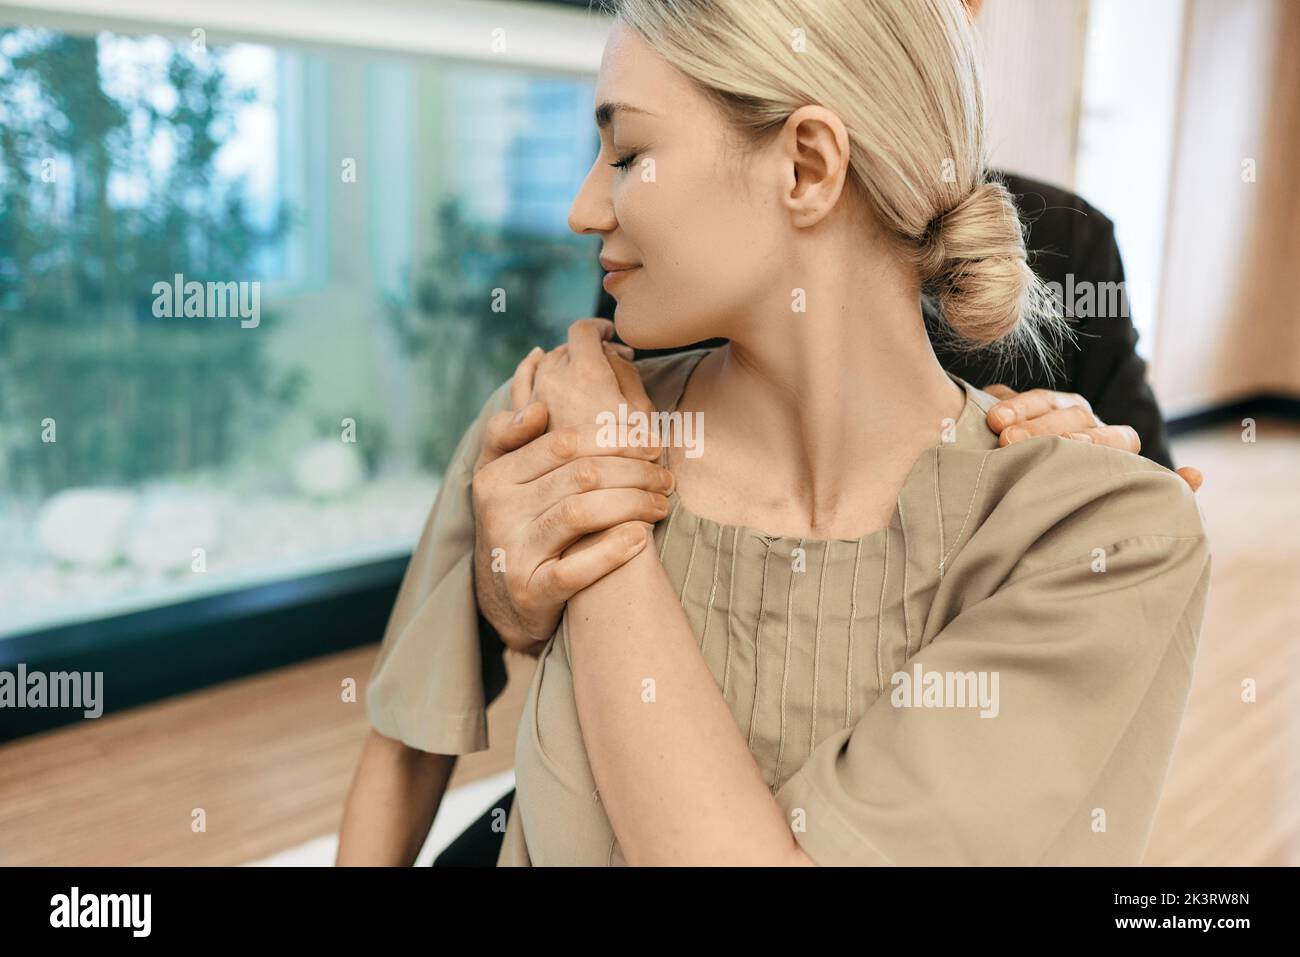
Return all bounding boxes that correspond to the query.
[0,2,604,641]
[0,0,1296,866]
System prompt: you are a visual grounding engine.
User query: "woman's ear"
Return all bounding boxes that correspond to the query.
[778,104,853,228]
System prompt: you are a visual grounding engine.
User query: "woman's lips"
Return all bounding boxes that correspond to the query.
[602,266,640,290]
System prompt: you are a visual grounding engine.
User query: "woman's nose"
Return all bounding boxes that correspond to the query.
[567,163,617,236]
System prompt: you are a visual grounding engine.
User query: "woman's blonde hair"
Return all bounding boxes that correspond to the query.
[604,0,1067,372]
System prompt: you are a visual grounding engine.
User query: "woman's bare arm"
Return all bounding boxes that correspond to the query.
[518,321,810,865]
[336,729,456,866]
[565,539,814,866]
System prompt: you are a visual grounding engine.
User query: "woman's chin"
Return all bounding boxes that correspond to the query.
[611,311,658,350]
[614,310,702,352]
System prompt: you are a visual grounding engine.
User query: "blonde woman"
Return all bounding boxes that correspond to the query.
[341,0,1210,866]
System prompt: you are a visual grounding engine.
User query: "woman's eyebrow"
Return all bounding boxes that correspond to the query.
[595,101,656,129]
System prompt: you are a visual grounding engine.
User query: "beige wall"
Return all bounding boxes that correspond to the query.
[977,0,1300,415]
[977,0,1090,187]
[1153,0,1300,414]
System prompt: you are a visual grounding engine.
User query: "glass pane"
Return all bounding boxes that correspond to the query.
[0,23,600,638]
[1075,0,1187,362]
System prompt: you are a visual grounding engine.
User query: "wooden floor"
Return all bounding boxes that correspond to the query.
[0,641,536,866]
[1,419,1296,866]
[1143,418,1300,866]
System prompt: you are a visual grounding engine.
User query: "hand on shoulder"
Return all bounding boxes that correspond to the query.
[982,383,1202,492]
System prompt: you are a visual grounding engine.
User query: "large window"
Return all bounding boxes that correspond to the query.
[0,21,602,638]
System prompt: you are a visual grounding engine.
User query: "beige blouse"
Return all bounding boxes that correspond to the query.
[366,347,1211,866]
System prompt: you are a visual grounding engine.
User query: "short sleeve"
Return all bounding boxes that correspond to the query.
[365,377,514,755]
[774,460,1211,865]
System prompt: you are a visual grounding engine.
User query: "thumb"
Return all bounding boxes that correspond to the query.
[477,400,549,468]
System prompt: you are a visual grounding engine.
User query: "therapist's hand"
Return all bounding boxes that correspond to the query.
[983,384,1203,492]
[470,335,672,656]
[520,317,657,433]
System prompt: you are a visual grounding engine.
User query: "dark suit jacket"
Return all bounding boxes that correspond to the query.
[591,171,1174,469]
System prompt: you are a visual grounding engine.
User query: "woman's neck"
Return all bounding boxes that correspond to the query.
[672,252,966,540]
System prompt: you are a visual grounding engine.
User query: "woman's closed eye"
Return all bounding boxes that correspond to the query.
[609,151,639,172]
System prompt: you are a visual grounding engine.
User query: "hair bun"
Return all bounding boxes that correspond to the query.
[914,180,1037,347]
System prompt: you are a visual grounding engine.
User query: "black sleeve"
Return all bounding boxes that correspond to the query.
[1063,216,1175,469]
[477,608,509,709]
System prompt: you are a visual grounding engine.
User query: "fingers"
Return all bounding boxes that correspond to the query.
[987,388,1099,432]
[536,456,674,503]
[999,418,1144,456]
[998,406,1104,446]
[1176,466,1204,493]
[502,421,662,483]
[529,522,651,602]
[1061,425,1142,454]
[476,401,549,469]
[607,353,655,414]
[566,318,616,373]
[511,346,545,410]
[982,384,1018,400]
[533,344,569,384]
[603,341,635,362]
[529,489,670,555]
[541,332,630,365]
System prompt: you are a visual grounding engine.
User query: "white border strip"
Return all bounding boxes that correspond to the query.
[0,0,611,71]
